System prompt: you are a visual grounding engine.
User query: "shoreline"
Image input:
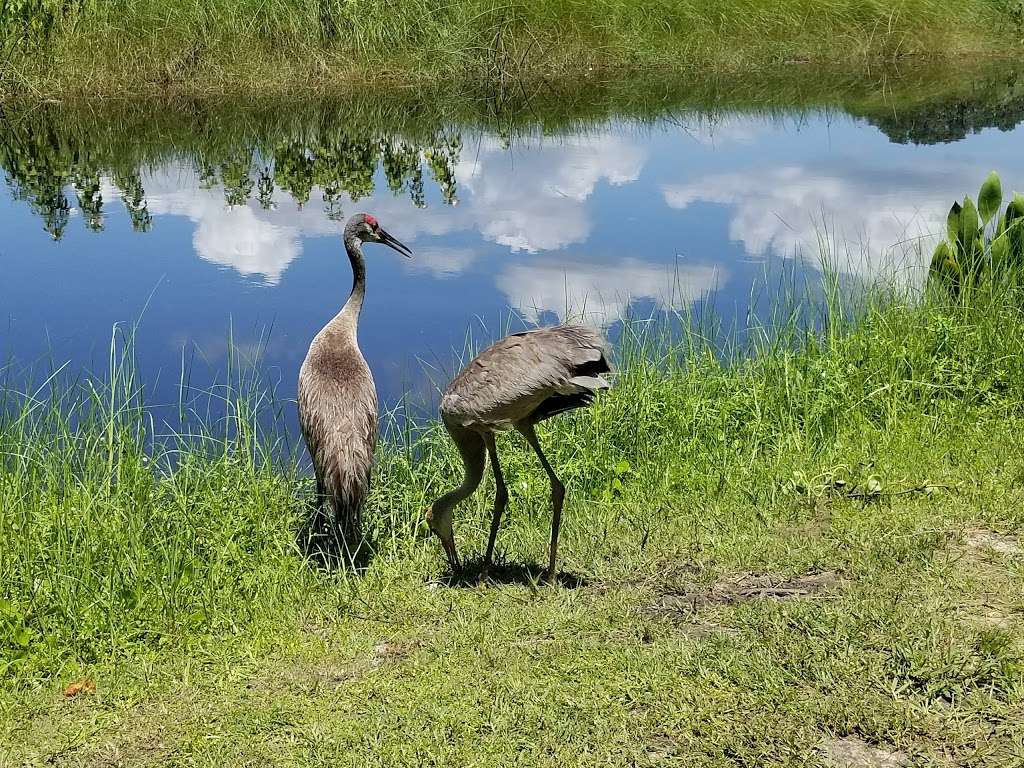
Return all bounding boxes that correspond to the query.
[3,53,1021,101]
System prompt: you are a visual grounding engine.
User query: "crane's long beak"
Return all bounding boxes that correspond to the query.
[379,228,413,258]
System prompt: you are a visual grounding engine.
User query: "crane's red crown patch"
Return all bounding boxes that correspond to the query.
[365,214,379,228]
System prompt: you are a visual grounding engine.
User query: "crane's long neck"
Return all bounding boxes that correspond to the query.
[331,234,366,337]
[430,430,485,529]
[437,465,482,514]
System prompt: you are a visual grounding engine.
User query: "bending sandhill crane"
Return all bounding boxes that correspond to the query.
[298,213,412,559]
[427,325,612,581]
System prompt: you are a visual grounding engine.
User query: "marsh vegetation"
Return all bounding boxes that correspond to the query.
[2,0,1023,97]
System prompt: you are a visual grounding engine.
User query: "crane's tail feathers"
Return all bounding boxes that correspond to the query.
[565,326,614,372]
[533,390,597,422]
[308,467,370,562]
[533,331,613,422]
[571,348,613,375]
[329,496,363,537]
[301,482,368,569]
[568,374,611,391]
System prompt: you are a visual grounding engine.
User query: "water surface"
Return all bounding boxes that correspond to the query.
[3,70,1024,431]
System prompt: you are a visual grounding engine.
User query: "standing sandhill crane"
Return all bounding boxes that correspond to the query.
[426,325,612,581]
[298,213,412,560]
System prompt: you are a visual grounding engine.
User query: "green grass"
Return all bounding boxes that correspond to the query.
[1,0,1022,98]
[1,261,1023,764]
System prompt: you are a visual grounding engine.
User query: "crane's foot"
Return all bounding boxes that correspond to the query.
[543,567,557,585]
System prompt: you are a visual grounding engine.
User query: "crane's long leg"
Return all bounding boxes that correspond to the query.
[314,476,327,530]
[301,475,328,556]
[516,421,565,582]
[430,425,485,573]
[483,432,508,566]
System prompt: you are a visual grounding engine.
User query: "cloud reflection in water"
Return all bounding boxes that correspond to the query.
[497,257,723,327]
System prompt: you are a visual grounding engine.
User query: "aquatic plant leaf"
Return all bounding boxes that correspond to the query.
[1010,192,1024,219]
[960,195,979,239]
[1000,194,1024,261]
[978,171,1002,225]
[991,235,1010,271]
[1006,216,1024,266]
[946,201,962,246]
[958,196,981,277]
[930,240,951,271]
[929,241,961,293]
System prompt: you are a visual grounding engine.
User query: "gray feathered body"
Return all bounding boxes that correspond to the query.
[298,320,377,542]
[427,324,612,575]
[298,221,379,548]
[441,324,612,432]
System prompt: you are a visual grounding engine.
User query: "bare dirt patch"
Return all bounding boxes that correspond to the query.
[820,736,907,768]
[973,605,1017,629]
[90,735,169,768]
[57,700,176,768]
[649,569,846,616]
[312,639,418,685]
[963,530,1020,557]
[642,734,681,764]
[947,529,1022,630]
[246,639,420,693]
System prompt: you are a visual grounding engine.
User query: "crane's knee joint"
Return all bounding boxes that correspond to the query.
[552,480,565,504]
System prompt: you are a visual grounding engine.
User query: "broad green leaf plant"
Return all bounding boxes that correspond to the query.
[930,171,1024,295]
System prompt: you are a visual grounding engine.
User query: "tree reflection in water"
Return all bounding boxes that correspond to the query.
[0,102,463,240]
[2,62,1024,240]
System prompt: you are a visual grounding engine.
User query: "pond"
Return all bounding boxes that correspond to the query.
[2,66,1024,434]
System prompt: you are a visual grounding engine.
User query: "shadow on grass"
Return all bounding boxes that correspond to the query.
[437,555,588,589]
[297,502,376,574]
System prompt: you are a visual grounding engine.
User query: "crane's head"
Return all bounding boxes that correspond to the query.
[345,213,413,258]
[424,500,460,572]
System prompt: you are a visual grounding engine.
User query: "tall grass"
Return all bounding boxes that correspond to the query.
[2,253,1023,679]
[1,0,1019,97]
[0,327,310,671]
